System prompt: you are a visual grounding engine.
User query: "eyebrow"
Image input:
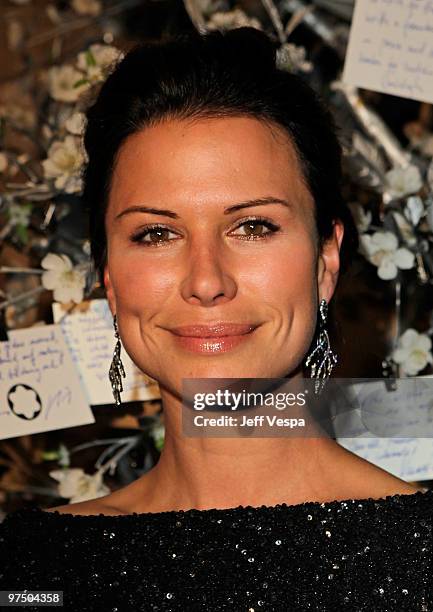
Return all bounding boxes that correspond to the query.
[114,197,292,220]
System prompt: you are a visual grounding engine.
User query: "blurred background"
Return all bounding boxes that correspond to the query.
[1,0,433,517]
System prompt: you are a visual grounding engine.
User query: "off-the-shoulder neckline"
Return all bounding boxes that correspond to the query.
[14,487,432,521]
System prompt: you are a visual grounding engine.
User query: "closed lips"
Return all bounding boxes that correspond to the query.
[169,324,258,337]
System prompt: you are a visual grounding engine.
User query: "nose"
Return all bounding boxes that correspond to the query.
[180,242,237,307]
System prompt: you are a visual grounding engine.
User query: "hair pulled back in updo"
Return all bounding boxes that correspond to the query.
[82,26,358,288]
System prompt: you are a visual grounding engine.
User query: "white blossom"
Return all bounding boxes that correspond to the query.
[71,0,102,16]
[41,135,86,193]
[49,468,110,503]
[359,231,415,280]
[405,196,425,226]
[276,43,313,73]
[385,165,423,199]
[76,44,123,83]
[41,253,86,304]
[391,328,433,376]
[65,111,86,136]
[48,65,90,103]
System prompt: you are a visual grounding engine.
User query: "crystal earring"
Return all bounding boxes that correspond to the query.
[109,314,126,405]
[304,298,338,395]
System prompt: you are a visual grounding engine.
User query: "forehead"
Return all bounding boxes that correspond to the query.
[108,115,312,215]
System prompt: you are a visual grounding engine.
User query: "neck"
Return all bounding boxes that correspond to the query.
[126,373,353,513]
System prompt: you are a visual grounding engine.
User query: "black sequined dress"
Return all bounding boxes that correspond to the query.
[0,489,432,611]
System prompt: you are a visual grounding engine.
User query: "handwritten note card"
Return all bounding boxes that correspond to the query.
[338,437,433,481]
[52,300,161,405]
[334,377,433,480]
[0,325,94,441]
[343,0,433,104]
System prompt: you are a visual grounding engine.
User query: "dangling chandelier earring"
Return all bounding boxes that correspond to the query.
[304,298,338,395]
[109,314,126,405]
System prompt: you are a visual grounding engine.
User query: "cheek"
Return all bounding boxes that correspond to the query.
[110,253,174,314]
[255,236,318,360]
[254,237,317,305]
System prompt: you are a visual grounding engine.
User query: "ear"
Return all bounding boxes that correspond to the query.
[317,220,345,303]
[103,264,116,317]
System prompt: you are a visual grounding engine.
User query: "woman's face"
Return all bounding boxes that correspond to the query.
[104,116,343,395]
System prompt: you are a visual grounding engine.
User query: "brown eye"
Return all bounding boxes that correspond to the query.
[243,222,266,236]
[130,225,179,246]
[232,218,280,239]
[146,228,171,243]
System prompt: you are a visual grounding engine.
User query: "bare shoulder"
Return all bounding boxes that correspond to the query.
[43,497,129,517]
[335,443,426,500]
[361,460,425,497]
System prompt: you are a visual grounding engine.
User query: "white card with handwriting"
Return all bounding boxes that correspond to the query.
[0,324,94,440]
[338,436,433,481]
[342,0,433,104]
[335,376,433,480]
[52,300,161,405]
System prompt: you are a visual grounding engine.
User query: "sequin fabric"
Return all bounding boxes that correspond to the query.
[0,489,432,611]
